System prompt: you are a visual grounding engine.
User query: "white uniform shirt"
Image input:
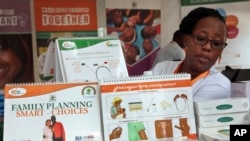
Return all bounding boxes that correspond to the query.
[151,61,231,102]
[152,42,185,68]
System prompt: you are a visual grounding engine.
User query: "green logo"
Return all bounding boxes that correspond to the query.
[106,41,118,47]
[217,117,233,122]
[216,104,232,110]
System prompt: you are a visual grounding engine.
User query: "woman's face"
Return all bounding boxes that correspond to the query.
[184,17,227,73]
[46,120,51,126]
[0,39,22,89]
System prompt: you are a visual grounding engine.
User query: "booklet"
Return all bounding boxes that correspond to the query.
[4,82,103,141]
[55,36,128,82]
[100,74,197,141]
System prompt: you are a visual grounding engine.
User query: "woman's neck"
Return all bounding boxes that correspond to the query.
[178,62,200,80]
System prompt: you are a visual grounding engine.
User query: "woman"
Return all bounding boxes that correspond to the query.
[43,119,53,141]
[152,7,231,101]
[0,34,34,89]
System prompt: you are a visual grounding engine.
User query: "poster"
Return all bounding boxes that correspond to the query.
[0,0,34,90]
[0,0,34,126]
[32,0,98,81]
[180,0,250,70]
[105,0,161,76]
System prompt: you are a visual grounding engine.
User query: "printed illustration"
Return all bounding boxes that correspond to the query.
[174,118,190,136]
[128,102,143,111]
[106,8,161,75]
[81,63,112,81]
[155,119,173,138]
[174,94,188,112]
[146,96,158,112]
[100,74,196,140]
[160,99,172,110]
[110,97,126,119]
[127,121,148,141]
[109,126,123,141]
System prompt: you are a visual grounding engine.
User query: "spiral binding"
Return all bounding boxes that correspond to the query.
[101,73,191,83]
[4,81,92,86]
[56,36,119,41]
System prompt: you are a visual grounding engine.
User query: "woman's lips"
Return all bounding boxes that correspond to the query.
[197,55,209,64]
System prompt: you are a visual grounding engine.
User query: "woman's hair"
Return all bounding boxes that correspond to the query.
[179,7,226,35]
[45,119,51,125]
[1,34,34,83]
[172,29,185,48]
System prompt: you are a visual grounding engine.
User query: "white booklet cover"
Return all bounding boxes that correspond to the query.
[4,82,103,141]
[55,36,128,82]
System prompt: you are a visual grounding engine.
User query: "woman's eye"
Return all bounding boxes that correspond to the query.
[213,41,222,47]
[197,36,206,42]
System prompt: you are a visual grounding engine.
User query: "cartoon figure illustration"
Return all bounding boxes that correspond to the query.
[110,97,126,119]
[116,107,126,119]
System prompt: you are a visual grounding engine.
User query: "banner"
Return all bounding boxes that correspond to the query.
[33,0,98,81]
[0,0,31,33]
